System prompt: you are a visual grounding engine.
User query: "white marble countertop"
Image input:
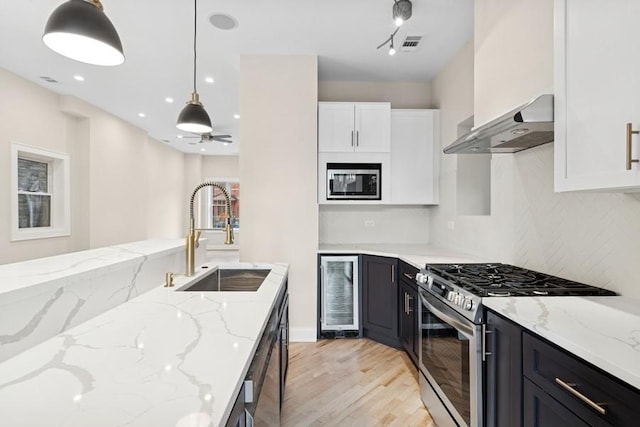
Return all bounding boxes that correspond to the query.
[484,296,640,390]
[318,243,485,269]
[0,239,187,295]
[0,261,288,427]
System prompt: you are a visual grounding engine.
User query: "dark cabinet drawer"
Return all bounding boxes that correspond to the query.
[523,332,639,427]
[399,260,419,284]
[523,378,590,427]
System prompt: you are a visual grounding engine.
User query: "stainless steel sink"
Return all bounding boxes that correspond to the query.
[178,268,271,292]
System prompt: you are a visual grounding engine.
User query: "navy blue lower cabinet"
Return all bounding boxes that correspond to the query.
[484,310,523,427]
[523,378,590,427]
[523,332,639,427]
[362,255,400,348]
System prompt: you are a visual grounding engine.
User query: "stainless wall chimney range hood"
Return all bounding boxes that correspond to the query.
[443,94,554,154]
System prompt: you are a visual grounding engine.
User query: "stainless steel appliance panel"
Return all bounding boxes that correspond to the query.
[326,162,381,200]
[418,288,482,427]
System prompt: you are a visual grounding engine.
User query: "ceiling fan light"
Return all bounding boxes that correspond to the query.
[177,101,213,134]
[43,0,124,66]
[394,17,404,27]
[389,46,396,56]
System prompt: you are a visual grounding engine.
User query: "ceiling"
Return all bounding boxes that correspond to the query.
[0,0,473,156]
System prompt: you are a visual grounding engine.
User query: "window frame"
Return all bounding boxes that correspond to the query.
[199,178,239,232]
[11,142,70,241]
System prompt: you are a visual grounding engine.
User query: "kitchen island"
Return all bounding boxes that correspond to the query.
[0,261,288,427]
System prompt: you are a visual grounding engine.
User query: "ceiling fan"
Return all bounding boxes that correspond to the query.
[183,133,233,144]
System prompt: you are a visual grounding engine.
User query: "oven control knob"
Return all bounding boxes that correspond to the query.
[464,298,473,311]
[447,291,455,302]
[456,294,464,306]
[416,273,428,285]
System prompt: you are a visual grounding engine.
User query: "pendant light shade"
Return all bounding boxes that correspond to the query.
[177,0,212,134]
[43,0,125,66]
[177,93,213,133]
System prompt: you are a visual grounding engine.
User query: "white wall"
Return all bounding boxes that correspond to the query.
[320,205,430,244]
[318,80,433,244]
[240,55,318,341]
[0,68,86,263]
[202,155,239,179]
[0,67,185,264]
[319,81,432,109]
[429,0,640,297]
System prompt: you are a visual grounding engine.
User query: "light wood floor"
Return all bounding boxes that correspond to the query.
[281,338,434,427]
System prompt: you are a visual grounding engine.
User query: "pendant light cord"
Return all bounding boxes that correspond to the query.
[193,0,197,93]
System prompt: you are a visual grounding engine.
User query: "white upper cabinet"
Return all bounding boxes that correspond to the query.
[318,102,391,153]
[554,0,640,192]
[390,110,439,205]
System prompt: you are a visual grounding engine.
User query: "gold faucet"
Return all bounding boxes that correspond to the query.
[185,181,235,277]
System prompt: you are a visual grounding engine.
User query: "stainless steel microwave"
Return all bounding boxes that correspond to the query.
[326,163,381,200]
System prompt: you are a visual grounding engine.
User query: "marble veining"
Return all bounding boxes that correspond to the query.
[484,296,640,390]
[0,239,201,363]
[0,262,288,427]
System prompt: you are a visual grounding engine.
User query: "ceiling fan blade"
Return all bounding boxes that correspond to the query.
[212,137,233,143]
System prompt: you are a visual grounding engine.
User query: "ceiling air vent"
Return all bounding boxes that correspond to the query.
[39,76,59,84]
[401,35,422,52]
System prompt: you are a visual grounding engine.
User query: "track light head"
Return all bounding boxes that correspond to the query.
[392,0,412,27]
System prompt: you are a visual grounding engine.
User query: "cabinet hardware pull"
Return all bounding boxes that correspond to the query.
[626,123,639,170]
[351,131,354,147]
[404,293,408,314]
[555,377,607,415]
[391,264,395,283]
[356,131,359,147]
[407,295,413,313]
[481,324,492,361]
[403,272,415,281]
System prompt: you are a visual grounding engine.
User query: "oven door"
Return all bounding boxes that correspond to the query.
[418,288,482,427]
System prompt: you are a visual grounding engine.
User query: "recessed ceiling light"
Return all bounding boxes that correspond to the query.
[73,75,84,81]
[205,76,215,84]
[233,114,240,119]
[165,97,174,103]
[138,112,146,118]
[209,13,238,30]
[201,148,206,152]
[177,134,184,139]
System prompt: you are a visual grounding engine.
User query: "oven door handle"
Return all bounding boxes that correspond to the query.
[419,289,475,338]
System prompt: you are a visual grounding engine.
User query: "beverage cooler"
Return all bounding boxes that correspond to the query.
[318,255,361,338]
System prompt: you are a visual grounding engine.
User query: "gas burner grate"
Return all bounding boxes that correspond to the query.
[426,263,615,297]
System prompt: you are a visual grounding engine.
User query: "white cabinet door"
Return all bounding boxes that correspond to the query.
[318,102,390,153]
[354,103,391,152]
[390,110,440,205]
[318,103,355,152]
[555,0,640,192]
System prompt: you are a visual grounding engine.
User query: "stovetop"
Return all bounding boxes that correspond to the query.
[416,263,616,324]
[426,263,616,297]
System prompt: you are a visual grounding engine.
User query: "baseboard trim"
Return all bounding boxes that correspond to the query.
[290,327,317,342]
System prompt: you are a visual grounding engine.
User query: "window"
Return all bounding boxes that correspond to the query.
[11,143,70,241]
[202,180,240,230]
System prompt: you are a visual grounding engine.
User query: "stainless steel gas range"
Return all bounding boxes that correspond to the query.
[414,263,615,427]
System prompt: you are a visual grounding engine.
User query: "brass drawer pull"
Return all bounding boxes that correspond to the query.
[555,377,607,415]
[626,123,639,170]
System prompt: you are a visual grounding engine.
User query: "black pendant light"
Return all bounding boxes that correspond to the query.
[43,0,125,66]
[177,0,212,134]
